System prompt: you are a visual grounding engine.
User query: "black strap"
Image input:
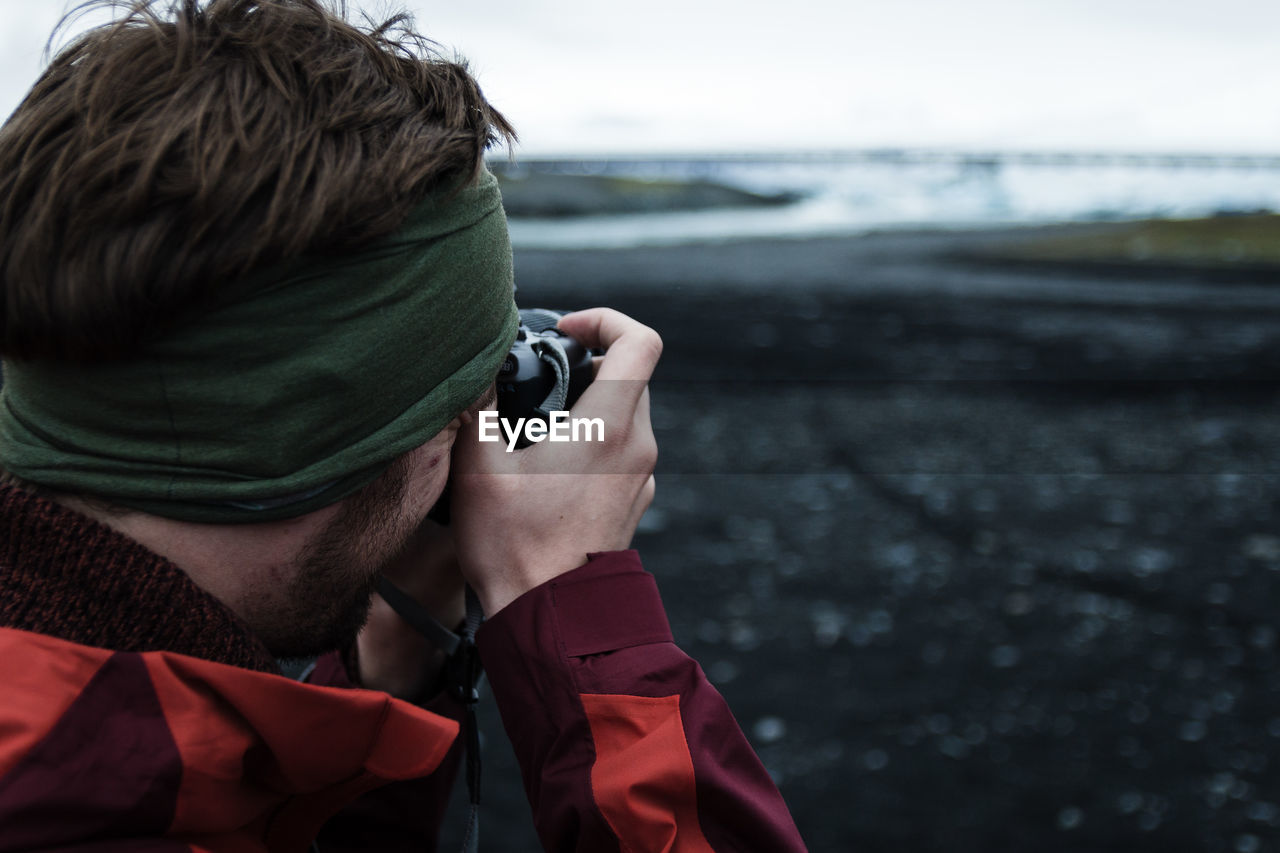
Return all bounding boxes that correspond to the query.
[376,576,485,853]
[375,576,461,656]
[454,586,485,853]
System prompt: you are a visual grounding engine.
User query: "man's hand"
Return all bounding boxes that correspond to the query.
[449,308,661,615]
[356,519,466,700]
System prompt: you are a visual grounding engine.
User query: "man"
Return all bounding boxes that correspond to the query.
[0,1,806,850]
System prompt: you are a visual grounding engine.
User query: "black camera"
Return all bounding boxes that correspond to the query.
[427,309,594,525]
[495,308,595,446]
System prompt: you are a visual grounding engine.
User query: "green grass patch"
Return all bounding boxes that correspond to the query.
[990,214,1280,268]
[493,171,797,217]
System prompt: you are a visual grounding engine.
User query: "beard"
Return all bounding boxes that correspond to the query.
[255,457,415,660]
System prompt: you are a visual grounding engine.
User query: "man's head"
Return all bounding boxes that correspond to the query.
[0,0,519,509]
[0,0,518,655]
[0,0,514,361]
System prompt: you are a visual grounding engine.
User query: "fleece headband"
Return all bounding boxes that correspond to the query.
[0,168,519,523]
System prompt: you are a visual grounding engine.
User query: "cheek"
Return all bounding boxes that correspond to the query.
[407,450,452,519]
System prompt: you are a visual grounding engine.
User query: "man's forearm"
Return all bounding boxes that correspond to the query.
[476,551,808,852]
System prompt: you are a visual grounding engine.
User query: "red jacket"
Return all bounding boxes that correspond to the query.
[0,485,806,851]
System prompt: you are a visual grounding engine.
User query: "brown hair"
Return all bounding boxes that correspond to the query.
[0,0,515,362]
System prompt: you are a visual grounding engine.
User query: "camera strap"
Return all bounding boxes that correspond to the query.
[374,576,486,853]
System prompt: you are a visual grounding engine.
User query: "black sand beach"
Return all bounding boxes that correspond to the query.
[451,225,1280,851]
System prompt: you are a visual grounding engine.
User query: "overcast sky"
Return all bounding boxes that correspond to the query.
[2,0,1277,155]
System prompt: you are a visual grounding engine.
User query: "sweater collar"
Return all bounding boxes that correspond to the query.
[0,483,278,673]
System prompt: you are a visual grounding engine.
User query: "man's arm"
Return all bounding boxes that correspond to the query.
[477,550,807,852]
[450,308,805,850]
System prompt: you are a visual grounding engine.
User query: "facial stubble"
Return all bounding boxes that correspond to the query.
[262,457,415,659]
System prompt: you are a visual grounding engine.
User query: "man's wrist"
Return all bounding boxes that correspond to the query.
[470,549,645,617]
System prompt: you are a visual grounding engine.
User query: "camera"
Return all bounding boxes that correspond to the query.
[496,308,595,446]
[427,308,594,524]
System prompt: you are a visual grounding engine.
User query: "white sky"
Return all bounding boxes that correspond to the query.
[1,0,1277,155]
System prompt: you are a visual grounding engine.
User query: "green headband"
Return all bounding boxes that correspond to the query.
[0,168,518,523]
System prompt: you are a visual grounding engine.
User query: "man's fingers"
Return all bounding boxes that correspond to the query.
[558,308,660,425]
[631,386,654,459]
[556,307,640,350]
[635,385,651,424]
[557,308,662,385]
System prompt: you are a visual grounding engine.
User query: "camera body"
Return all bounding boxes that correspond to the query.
[496,308,595,442]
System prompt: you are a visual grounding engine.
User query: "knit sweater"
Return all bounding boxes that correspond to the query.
[0,483,277,672]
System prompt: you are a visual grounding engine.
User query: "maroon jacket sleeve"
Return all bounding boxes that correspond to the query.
[307,649,464,852]
[476,550,807,852]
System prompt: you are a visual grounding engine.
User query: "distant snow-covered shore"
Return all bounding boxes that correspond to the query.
[491,153,1280,249]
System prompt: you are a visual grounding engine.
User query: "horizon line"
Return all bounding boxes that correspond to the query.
[487,148,1280,169]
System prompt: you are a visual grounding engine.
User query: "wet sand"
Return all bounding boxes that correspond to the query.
[450,227,1280,852]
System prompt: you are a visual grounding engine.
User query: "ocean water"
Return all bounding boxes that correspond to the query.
[502,153,1280,249]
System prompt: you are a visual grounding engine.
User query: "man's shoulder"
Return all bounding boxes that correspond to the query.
[0,626,462,848]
